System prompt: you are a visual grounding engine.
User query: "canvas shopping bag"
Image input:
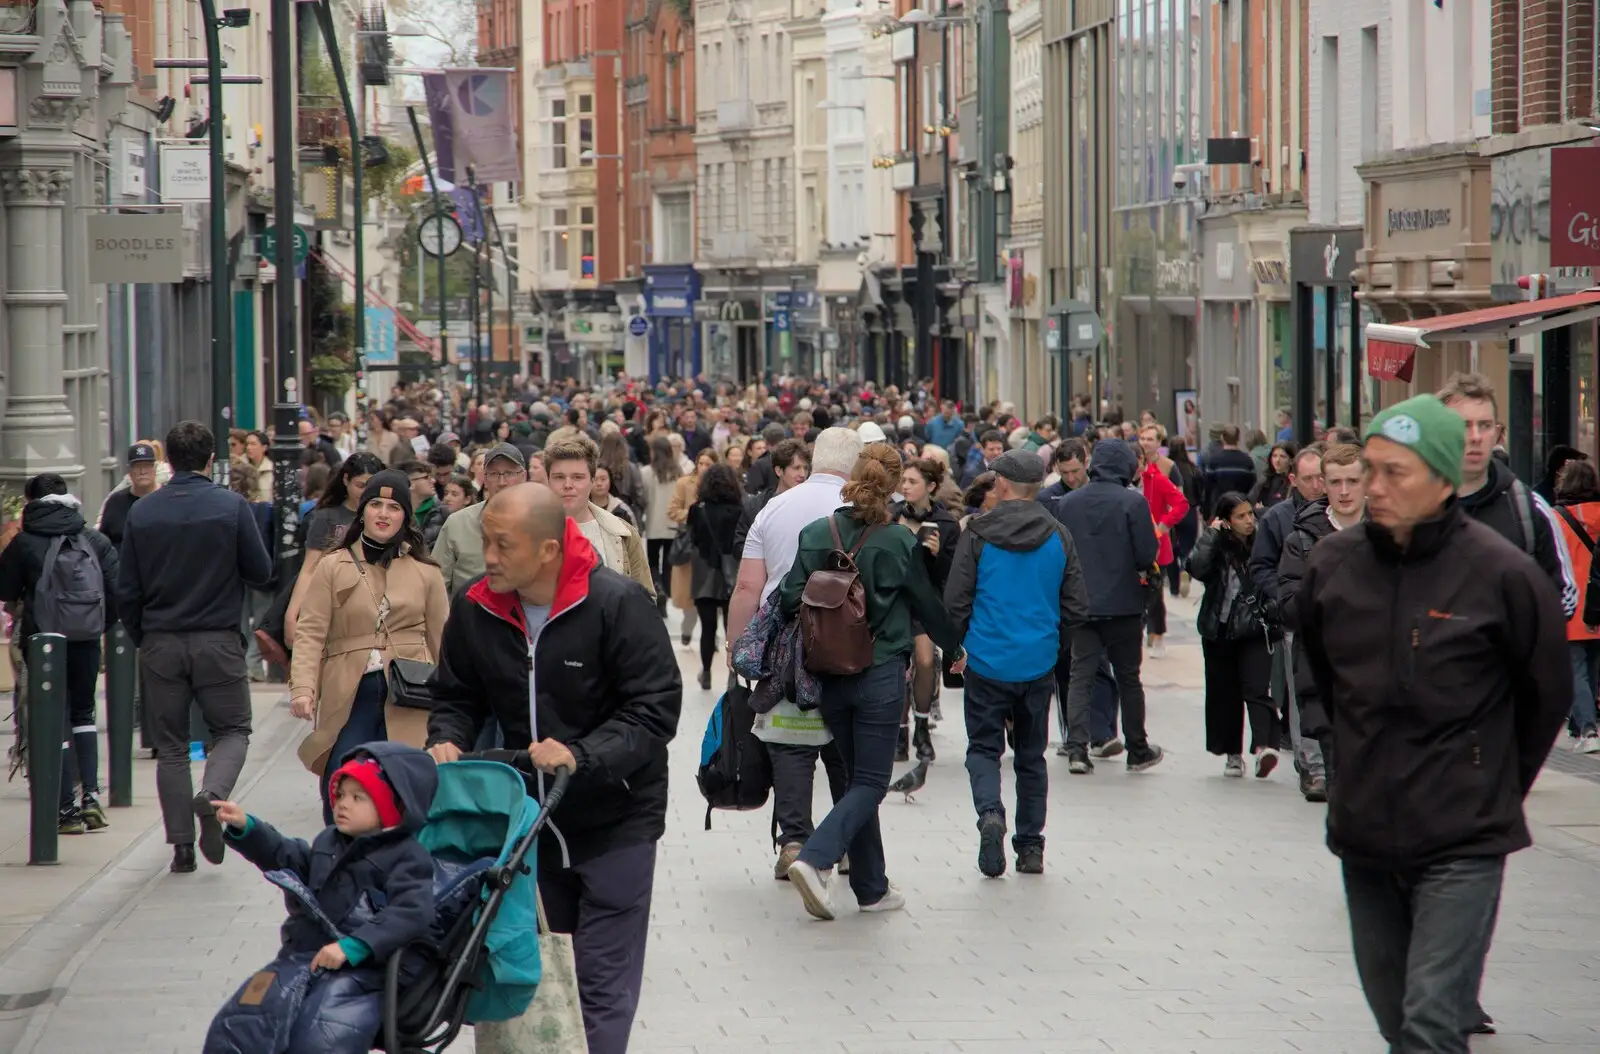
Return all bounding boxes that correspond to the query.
[473,894,589,1054]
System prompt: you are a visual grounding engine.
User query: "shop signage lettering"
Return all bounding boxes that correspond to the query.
[1251,259,1288,286]
[650,293,689,312]
[86,212,184,284]
[1549,146,1600,269]
[1155,256,1198,294]
[1386,207,1452,237]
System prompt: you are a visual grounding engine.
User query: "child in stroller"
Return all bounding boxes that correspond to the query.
[204,741,439,1054]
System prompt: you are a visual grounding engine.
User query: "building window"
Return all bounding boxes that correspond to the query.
[1322,35,1339,220]
[897,65,911,153]
[578,93,593,114]
[1360,26,1378,161]
[551,99,567,168]
[657,192,692,264]
[551,207,569,273]
[578,118,594,163]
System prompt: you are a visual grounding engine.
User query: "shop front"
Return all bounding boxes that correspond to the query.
[1197,215,1257,431]
[644,265,701,382]
[1007,247,1048,420]
[1289,225,1364,442]
[765,285,821,380]
[696,290,764,384]
[1355,147,1494,406]
[1113,205,1198,424]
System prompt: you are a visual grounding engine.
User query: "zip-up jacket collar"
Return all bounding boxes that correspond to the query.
[465,516,599,631]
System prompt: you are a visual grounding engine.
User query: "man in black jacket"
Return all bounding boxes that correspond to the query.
[0,474,119,835]
[1290,396,1569,1054]
[1202,424,1258,517]
[97,442,161,548]
[1052,440,1164,774]
[427,483,680,1054]
[116,421,273,874]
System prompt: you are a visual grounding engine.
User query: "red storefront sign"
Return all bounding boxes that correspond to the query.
[1549,145,1600,269]
[1367,339,1419,382]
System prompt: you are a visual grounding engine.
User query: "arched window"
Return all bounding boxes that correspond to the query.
[663,32,678,122]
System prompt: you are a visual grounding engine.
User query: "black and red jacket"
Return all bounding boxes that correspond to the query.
[426,518,682,866]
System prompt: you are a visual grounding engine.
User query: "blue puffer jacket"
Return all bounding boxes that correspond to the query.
[204,741,441,1054]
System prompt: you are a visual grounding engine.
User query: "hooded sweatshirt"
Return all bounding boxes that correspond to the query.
[1457,457,1571,613]
[1053,440,1160,619]
[224,740,439,965]
[0,493,119,639]
[944,499,1089,682]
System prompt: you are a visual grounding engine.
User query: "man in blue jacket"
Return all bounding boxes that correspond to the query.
[946,451,1088,878]
[924,398,965,450]
[1053,439,1165,774]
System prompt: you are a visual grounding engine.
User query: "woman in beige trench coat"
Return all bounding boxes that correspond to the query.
[290,469,450,822]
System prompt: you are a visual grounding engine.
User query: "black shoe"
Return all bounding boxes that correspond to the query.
[895,726,910,763]
[58,807,87,835]
[193,793,225,866]
[977,812,1006,878]
[1471,1018,1496,1035]
[1065,747,1093,774]
[80,793,108,831]
[171,843,198,874]
[697,669,712,691]
[680,632,691,646]
[1125,743,1165,772]
[912,716,935,762]
[1015,844,1045,875]
[1301,771,1328,803]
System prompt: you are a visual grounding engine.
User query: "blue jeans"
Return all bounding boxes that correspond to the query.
[1570,641,1600,733]
[963,669,1054,848]
[321,671,388,826]
[796,659,905,907]
[1342,855,1505,1053]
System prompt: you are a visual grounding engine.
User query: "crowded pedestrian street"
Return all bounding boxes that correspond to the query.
[5,600,1600,1054]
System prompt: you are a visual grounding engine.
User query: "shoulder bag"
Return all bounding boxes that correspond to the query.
[353,552,437,711]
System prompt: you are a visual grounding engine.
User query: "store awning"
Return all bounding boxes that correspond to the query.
[1365,290,1600,382]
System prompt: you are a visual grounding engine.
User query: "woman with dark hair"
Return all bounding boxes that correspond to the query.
[598,431,645,521]
[1250,442,1297,509]
[890,456,962,759]
[641,434,682,615]
[441,473,477,512]
[288,469,449,822]
[1553,458,1600,749]
[281,452,384,650]
[1166,437,1204,597]
[687,463,744,691]
[960,471,999,529]
[776,447,967,921]
[1538,443,1589,504]
[1189,490,1281,779]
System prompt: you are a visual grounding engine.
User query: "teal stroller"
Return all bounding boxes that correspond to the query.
[380,751,570,1053]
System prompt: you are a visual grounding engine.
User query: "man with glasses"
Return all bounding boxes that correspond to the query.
[432,443,529,594]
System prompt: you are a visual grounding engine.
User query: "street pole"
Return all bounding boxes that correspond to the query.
[312,0,366,442]
[407,106,449,391]
[467,168,491,402]
[468,209,482,409]
[199,0,231,482]
[485,200,518,384]
[270,0,302,584]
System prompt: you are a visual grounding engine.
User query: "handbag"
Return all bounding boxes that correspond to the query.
[353,552,437,711]
[472,894,590,1054]
[668,528,694,566]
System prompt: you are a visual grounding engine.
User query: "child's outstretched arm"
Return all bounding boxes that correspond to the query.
[212,800,313,876]
[342,842,438,963]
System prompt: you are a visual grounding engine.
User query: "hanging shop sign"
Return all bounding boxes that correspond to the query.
[87,212,183,284]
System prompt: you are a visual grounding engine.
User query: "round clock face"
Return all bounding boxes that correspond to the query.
[418,213,463,258]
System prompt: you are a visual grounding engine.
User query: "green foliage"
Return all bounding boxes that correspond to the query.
[365,139,418,212]
[310,354,355,399]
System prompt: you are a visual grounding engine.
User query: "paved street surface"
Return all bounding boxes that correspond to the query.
[7,599,1600,1053]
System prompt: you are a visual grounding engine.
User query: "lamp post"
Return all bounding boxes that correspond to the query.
[270,0,302,583]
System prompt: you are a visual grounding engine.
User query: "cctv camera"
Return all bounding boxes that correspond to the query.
[1172,169,1189,191]
[220,8,251,27]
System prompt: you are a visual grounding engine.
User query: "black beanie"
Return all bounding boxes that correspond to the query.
[352,470,416,567]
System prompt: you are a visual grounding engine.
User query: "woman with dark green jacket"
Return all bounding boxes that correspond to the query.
[777,445,965,922]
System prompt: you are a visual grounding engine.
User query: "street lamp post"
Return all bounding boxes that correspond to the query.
[407,106,450,397]
[270,0,302,583]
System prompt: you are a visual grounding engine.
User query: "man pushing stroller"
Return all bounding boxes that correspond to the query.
[204,741,438,1054]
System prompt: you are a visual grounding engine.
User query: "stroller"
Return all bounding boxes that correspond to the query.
[207,751,568,1054]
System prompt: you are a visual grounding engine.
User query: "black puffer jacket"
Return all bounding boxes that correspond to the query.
[0,495,119,639]
[1052,440,1159,619]
[1277,498,1343,736]
[891,497,962,592]
[1294,503,1571,870]
[1186,527,1277,642]
[427,518,682,867]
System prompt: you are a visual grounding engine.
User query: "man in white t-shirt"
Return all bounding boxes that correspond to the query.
[728,426,864,880]
[541,434,656,598]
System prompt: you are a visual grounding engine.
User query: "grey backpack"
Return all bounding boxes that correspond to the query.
[34,533,105,641]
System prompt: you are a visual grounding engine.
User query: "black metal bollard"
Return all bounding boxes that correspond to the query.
[104,622,136,808]
[27,632,66,866]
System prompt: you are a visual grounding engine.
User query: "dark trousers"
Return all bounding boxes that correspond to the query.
[539,840,657,1054]
[964,669,1053,848]
[320,671,388,826]
[141,630,252,845]
[50,639,102,810]
[645,538,672,596]
[692,598,728,673]
[1202,636,1278,755]
[1144,577,1167,636]
[796,659,904,906]
[1064,616,1149,752]
[768,740,849,846]
[1056,638,1121,745]
[1342,856,1505,1053]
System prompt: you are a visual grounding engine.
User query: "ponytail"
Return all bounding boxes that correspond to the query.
[841,446,903,526]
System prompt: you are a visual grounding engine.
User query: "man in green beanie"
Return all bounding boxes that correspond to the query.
[1284,393,1571,1054]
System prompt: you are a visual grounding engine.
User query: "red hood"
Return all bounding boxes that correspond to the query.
[465,517,599,629]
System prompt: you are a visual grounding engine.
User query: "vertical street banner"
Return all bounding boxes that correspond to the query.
[365,305,398,365]
[451,186,483,243]
[421,73,457,184]
[442,69,519,183]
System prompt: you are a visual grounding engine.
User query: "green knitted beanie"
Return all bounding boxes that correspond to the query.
[1363,394,1465,489]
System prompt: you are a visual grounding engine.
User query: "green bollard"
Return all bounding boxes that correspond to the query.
[104,622,136,808]
[27,632,66,866]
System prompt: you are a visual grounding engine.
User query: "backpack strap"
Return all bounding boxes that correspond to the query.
[1510,479,1536,555]
[828,514,881,559]
[1556,505,1597,554]
[41,535,64,579]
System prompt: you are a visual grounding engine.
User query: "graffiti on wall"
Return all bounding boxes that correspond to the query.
[1490,147,1595,289]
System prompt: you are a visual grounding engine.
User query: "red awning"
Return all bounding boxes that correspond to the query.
[1364,290,1600,382]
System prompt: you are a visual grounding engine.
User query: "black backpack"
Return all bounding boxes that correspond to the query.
[695,679,771,829]
[34,533,105,641]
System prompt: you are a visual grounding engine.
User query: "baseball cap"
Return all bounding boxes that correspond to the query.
[484,442,527,470]
[992,449,1046,485]
[127,442,157,465]
[857,421,889,445]
[436,431,461,446]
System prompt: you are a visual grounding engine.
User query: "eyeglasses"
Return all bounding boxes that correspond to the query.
[485,469,524,482]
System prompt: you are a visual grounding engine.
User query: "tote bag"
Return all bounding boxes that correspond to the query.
[473,894,589,1054]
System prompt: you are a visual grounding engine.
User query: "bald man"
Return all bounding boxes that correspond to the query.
[427,482,680,1054]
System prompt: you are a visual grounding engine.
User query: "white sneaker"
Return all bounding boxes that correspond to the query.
[860,883,905,913]
[1149,639,1167,659]
[1223,754,1245,778]
[1255,748,1279,779]
[1581,732,1600,754]
[786,859,836,921]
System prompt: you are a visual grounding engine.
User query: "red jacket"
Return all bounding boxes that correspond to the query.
[1142,463,1190,566]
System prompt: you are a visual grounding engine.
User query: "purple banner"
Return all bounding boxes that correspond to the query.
[421,73,457,184]
[450,186,483,243]
[442,70,518,183]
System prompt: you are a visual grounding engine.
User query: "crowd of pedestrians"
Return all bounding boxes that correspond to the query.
[4,366,1590,1054]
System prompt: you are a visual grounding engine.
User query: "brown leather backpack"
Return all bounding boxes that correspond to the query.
[799,515,881,676]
